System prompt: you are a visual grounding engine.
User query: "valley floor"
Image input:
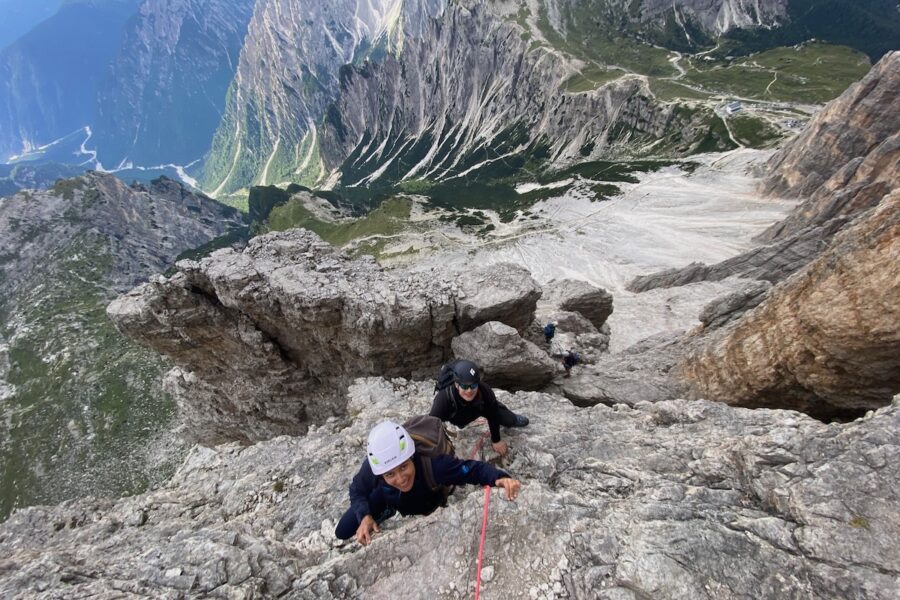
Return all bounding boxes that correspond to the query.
[407,149,797,351]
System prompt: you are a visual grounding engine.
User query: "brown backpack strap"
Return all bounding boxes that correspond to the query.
[419,456,453,504]
[418,455,439,490]
[410,433,437,453]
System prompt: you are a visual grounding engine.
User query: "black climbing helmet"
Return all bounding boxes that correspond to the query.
[452,360,481,386]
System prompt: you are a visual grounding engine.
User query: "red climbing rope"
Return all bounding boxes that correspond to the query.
[474,484,491,600]
[469,422,493,600]
[469,430,491,460]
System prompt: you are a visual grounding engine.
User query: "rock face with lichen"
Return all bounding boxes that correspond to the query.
[107,229,542,444]
[0,379,897,599]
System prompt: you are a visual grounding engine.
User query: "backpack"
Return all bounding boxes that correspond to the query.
[402,415,456,502]
[433,361,461,419]
[434,360,461,392]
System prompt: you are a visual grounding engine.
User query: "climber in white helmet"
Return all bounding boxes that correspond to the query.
[335,419,521,545]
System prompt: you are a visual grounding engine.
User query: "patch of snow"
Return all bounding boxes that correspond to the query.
[515,179,575,194]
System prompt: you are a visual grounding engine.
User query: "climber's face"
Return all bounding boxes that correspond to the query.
[456,382,479,402]
[382,458,415,492]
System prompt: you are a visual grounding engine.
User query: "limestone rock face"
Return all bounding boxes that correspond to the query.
[555,332,688,407]
[318,2,668,185]
[699,279,772,330]
[451,321,558,390]
[680,191,900,417]
[1,379,897,599]
[107,229,540,444]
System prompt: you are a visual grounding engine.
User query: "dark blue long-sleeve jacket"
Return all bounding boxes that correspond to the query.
[348,453,509,522]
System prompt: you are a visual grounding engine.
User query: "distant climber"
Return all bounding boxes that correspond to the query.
[335,420,521,546]
[430,359,529,457]
[543,322,557,344]
[563,351,581,377]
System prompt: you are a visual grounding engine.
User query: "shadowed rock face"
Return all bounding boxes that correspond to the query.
[1,379,897,599]
[680,190,900,417]
[94,0,256,167]
[107,229,541,444]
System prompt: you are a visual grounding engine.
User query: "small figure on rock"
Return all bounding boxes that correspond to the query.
[543,321,557,344]
[430,359,529,457]
[335,418,521,546]
[562,350,581,377]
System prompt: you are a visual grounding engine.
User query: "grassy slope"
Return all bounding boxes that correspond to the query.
[684,42,871,103]
[0,233,179,521]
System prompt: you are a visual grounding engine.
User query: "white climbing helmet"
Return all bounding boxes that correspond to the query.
[367,421,415,475]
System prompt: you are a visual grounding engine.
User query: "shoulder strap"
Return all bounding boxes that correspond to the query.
[419,455,453,504]
[438,386,457,419]
[419,455,439,491]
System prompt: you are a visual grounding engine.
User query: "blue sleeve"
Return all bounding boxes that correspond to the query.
[430,454,510,488]
[349,459,377,522]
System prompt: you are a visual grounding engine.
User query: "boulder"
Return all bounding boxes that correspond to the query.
[451,321,557,390]
[539,278,614,330]
[455,264,542,334]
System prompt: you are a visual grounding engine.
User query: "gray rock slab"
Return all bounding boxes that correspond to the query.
[1,380,898,599]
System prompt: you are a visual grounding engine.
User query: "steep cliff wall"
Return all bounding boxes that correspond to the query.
[318,2,669,187]
[200,0,446,194]
[94,0,256,168]
[679,189,900,417]
[202,0,790,194]
[759,51,899,242]
[0,0,141,160]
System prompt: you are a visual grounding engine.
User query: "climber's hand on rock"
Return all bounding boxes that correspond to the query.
[496,477,521,501]
[492,440,508,456]
[356,515,379,545]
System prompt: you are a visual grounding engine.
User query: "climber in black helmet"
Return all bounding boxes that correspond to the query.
[429,359,529,457]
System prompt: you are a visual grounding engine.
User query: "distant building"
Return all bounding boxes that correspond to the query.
[725,101,743,116]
